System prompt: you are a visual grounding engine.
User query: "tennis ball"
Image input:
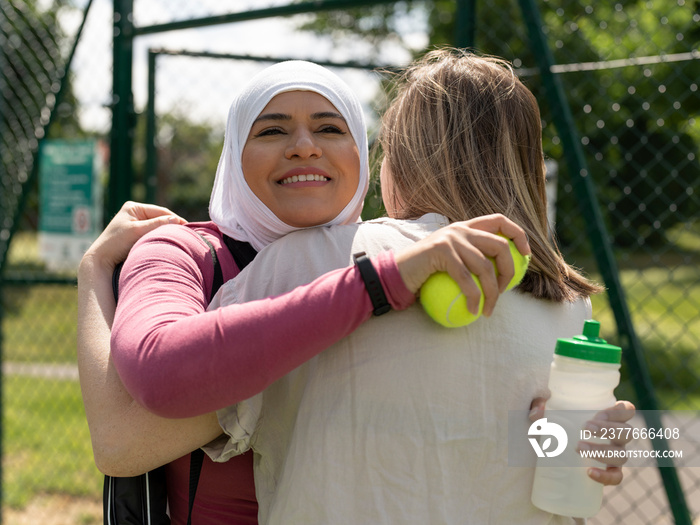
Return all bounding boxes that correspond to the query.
[504,237,531,291]
[419,238,530,328]
[420,271,484,327]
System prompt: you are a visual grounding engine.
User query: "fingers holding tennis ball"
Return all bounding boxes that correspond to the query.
[503,237,531,290]
[393,215,530,318]
[420,237,530,328]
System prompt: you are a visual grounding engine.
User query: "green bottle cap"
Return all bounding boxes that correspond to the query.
[554,319,622,364]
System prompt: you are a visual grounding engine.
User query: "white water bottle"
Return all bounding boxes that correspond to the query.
[531,319,622,518]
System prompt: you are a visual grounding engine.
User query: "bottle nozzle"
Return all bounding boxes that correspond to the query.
[582,320,601,339]
[555,319,622,363]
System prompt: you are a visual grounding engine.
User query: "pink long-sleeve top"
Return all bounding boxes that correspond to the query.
[111,221,415,419]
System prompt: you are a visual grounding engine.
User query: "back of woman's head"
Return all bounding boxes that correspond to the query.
[380,48,601,302]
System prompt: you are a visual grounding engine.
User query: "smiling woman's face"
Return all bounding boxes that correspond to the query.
[241,91,361,228]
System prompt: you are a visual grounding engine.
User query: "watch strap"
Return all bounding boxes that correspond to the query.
[353,251,391,316]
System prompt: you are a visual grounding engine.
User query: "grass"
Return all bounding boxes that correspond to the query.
[2,376,102,509]
[3,284,78,364]
[588,260,700,410]
[6,232,43,269]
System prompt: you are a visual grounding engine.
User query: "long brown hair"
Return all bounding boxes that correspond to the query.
[379,48,602,302]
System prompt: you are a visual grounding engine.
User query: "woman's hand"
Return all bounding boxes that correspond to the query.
[82,201,186,271]
[579,400,636,485]
[529,397,636,486]
[394,214,530,317]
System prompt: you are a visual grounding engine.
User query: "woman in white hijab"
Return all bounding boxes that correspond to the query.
[78,60,527,524]
[209,60,369,250]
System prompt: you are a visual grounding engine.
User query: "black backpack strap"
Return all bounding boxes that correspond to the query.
[186,449,205,525]
[196,233,223,301]
[222,234,257,271]
[184,234,223,525]
[185,235,257,524]
[112,261,124,303]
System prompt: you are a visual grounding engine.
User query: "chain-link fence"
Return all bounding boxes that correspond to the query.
[1,0,698,523]
[472,1,699,522]
[1,0,102,523]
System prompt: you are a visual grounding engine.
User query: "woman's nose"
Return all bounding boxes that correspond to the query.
[285,128,322,159]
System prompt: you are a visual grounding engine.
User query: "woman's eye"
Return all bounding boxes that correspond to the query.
[318,125,345,134]
[255,128,284,137]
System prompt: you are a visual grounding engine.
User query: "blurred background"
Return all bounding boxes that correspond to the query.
[1,0,698,523]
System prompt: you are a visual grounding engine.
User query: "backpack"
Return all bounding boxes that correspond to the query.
[104,233,257,525]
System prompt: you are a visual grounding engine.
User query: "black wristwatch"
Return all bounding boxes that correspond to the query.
[353,251,391,316]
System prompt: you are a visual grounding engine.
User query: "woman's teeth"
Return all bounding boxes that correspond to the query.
[279,174,329,184]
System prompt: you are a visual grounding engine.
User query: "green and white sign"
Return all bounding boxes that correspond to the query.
[38,139,103,270]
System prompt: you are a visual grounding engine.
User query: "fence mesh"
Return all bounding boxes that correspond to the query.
[0,1,102,522]
[474,2,700,522]
[1,0,698,523]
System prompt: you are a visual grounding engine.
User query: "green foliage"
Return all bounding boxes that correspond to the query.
[140,113,223,222]
[47,74,86,140]
[296,2,422,59]
[533,0,700,249]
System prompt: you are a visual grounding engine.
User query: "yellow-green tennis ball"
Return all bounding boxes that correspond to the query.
[420,271,484,328]
[505,238,531,291]
[419,239,530,328]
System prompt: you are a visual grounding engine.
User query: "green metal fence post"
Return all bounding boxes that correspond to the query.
[517,1,691,523]
[454,0,477,49]
[145,49,157,204]
[0,14,4,522]
[0,287,3,525]
[109,0,135,219]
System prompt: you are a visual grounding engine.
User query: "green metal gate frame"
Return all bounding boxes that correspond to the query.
[108,1,691,523]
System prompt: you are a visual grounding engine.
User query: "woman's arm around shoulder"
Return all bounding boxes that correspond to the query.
[77,202,222,476]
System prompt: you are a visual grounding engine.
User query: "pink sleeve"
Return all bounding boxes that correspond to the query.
[111,227,415,418]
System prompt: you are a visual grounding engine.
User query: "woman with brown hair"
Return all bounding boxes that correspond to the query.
[380,49,600,302]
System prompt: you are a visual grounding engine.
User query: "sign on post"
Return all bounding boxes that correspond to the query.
[38,139,103,271]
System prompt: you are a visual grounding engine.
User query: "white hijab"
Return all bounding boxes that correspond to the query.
[209,60,370,251]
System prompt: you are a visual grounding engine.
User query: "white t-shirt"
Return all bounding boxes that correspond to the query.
[206,214,587,525]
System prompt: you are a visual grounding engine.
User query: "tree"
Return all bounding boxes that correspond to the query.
[140,112,224,222]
